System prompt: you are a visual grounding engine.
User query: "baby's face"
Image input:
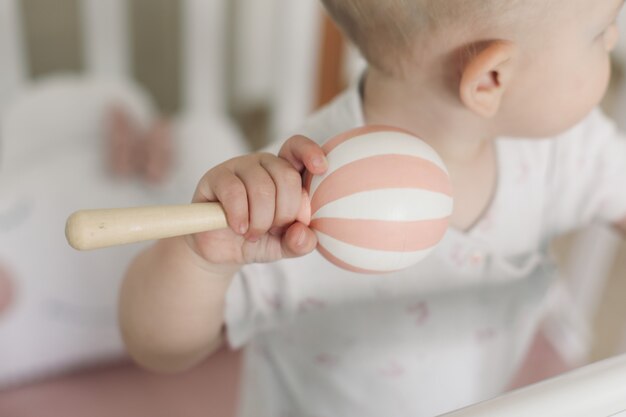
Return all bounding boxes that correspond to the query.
[498,0,623,138]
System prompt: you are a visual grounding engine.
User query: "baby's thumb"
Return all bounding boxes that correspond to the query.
[281,222,317,258]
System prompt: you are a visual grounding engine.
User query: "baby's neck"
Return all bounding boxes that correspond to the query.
[361,69,500,231]
[361,68,496,166]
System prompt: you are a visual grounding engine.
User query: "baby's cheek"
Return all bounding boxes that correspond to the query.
[569,56,610,124]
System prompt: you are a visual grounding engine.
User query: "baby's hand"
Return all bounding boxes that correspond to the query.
[186,135,327,267]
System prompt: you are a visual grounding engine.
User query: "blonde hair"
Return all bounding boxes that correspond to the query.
[320,0,530,75]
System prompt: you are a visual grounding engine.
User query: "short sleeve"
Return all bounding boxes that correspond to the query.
[224,261,294,348]
[224,268,255,349]
[547,109,626,236]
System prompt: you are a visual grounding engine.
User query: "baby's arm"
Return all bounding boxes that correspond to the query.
[118,136,327,373]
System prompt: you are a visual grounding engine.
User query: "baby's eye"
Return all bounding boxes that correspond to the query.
[602,23,620,51]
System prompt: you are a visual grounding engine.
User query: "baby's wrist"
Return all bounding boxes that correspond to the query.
[179,235,241,279]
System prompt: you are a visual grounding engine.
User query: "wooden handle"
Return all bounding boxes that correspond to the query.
[65,203,228,250]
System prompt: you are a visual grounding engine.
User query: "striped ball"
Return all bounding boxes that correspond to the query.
[304,126,453,274]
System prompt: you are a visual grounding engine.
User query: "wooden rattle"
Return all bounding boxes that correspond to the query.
[66,126,453,273]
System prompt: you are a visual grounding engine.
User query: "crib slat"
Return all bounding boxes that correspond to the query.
[564,225,621,327]
[230,0,275,112]
[180,0,228,115]
[268,0,322,139]
[0,0,27,111]
[80,0,130,80]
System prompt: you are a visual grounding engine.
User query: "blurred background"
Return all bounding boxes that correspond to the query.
[0,1,362,415]
[0,1,624,416]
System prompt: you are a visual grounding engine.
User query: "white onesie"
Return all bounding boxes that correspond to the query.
[225,84,626,417]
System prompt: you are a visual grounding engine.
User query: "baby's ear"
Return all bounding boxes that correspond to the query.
[458,40,518,118]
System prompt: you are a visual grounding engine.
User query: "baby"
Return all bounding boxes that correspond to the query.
[119,0,626,415]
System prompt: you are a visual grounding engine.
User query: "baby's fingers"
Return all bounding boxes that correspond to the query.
[235,162,277,241]
[194,166,249,235]
[259,154,305,230]
[279,135,327,175]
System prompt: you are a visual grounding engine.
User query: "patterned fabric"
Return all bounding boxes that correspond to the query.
[226,84,626,417]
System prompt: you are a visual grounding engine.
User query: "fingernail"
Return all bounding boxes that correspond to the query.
[296,229,306,247]
[312,156,326,169]
[296,190,311,226]
[239,223,248,235]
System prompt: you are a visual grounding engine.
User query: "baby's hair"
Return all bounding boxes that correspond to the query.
[320,0,530,75]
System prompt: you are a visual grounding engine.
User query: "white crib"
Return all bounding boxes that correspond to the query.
[1,0,624,414]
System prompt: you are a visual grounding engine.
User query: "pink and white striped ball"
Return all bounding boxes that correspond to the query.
[304,126,453,274]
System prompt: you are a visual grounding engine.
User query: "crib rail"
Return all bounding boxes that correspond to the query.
[441,353,626,417]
